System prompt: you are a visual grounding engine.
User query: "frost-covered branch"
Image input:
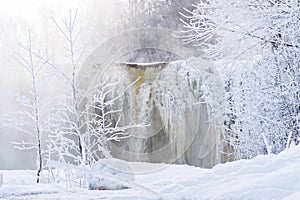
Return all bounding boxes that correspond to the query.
[82,75,146,164]
[181,0,300,159]
[43,9,90,168]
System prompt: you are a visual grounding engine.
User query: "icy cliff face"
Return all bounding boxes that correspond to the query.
[81,59,228,168]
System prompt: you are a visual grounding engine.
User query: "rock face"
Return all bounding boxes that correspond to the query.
[79,59,231,168]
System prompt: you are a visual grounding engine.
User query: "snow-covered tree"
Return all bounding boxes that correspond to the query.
[0,30,49,183]
[34,9,89,167]
[181,0,300,158]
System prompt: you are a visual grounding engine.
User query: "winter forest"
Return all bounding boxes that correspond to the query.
[0,0,300,199]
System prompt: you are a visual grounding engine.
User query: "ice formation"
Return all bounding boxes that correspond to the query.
[79,59,229,168]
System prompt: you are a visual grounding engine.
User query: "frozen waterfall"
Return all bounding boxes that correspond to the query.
[78,59,231,168]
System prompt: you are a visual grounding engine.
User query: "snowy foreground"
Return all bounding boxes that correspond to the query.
[1,146,300,200]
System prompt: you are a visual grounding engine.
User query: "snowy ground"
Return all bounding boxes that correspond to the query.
[1,146,300,200]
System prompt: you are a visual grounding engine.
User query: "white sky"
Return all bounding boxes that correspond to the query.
[0,0,79,16]
[0,0,124,17]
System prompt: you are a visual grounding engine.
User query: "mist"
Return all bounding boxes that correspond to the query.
[0,0,129,169]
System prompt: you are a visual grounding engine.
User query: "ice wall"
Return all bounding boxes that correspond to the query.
[80,59,229,168]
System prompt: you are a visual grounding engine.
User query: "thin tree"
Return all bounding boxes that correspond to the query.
[0,30,48,183]
[51,9,87,162]
[31,9,88,167]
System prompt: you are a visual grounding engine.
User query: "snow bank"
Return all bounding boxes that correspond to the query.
[161,145,300,200]
[1,146,300,199]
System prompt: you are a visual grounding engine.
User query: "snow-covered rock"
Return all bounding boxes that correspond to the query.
[88,158,135,190]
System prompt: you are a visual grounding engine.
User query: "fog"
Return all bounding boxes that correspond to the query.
[0,0,129,169]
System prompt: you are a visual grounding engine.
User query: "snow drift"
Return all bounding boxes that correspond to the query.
[1,145,300,199]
